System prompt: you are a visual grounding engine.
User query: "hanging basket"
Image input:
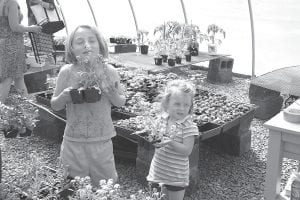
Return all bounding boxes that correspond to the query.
[29,0,65,34]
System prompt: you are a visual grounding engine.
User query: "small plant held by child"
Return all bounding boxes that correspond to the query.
[71,54,111,104]
[133,115,178,144]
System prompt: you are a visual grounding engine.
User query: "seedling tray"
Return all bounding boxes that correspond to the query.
[198,122,222,141]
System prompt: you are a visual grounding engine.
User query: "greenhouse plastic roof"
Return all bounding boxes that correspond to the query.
[19,0,300,76]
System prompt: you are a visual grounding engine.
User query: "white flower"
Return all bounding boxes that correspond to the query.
[101,185,109,191]
[107,178,114,186]
[96,189,107,196]
[99,179,106,186]
[85,184,92,191]
[114,183,120,189]
[109,189,115,196]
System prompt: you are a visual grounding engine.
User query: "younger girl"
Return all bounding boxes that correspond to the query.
[51,25,125,186]
[147,79,199,200]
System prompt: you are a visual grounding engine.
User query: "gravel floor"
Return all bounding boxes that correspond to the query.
[0,69,298,199]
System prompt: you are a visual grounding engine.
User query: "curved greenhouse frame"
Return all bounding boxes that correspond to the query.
[19,0,300,76]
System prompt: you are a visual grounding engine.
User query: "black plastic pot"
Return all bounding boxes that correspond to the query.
[110,37,116,43]
[188,47,199,56]
[161,55,168,62]
[19,128,32,137]
[3,127,18,138]
[154,57,163,65]
[83,87,101,103]
[54,44,65,51]
[167,58,175,66]
[140,45,149,55]
[185,54,192,62]
[70,89,85,104]
[175,56,182,64]
[126,38,132,44]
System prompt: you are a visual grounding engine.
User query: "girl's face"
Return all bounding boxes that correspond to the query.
[167,90,192,121]
[71,27,100,60]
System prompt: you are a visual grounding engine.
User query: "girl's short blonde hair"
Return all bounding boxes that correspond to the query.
[160,79,196,114]
[65,25,108,64]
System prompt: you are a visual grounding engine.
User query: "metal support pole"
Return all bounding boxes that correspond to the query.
[180,0,188,24]
[247,0,256,77]
[55,0,68,34]
[128,0,139,36]
[86,0,98,27]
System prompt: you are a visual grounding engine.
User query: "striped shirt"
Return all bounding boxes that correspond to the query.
[147,113,199,187]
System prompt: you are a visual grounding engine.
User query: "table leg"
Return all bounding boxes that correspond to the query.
[265,130,283,200]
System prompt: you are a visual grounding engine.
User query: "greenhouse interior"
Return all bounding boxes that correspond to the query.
[1,0,300,199]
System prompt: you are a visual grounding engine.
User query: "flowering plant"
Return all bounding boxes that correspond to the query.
[0,152,70,200]
[76,54,113,93]
[1,151,166,199]
[133,114,178,144]
[0,90,39,137]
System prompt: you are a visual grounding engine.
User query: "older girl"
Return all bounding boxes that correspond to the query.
[51,25,125,186]
[147,79,199,200]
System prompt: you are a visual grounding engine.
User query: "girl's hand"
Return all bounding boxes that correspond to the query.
[29,25,42,33]
[101,80,118,96]
[61,87,73,102]
[154,137,173,148]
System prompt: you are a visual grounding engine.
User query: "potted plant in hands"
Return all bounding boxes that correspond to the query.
[137,29,150,55]
[205,24,226,54]
[71,54,109,104]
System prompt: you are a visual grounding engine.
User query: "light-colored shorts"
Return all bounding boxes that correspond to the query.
[60,139,118,186]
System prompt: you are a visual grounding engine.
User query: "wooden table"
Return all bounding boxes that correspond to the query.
[264,101,300,200]
[109,51,229,74]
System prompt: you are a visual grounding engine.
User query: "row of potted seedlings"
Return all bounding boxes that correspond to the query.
[109,36,133,44]
[154,53,192,66]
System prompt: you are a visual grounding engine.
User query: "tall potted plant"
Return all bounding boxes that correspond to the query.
[205,24,226,54]
[182,23,203,56]
[137,29,150,55]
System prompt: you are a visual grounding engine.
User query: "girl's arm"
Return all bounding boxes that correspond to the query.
[164,136,195,157]
[7,0,41,33]
[50,66,72,111]
[103,65,126,107]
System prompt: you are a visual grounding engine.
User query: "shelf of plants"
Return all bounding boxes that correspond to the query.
[34,60,255,158]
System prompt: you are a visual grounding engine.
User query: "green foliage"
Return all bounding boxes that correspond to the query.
[0,90,39,133]
[137,29,150,45]
[205,24,226,45]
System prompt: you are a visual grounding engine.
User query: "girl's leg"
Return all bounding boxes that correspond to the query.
[13,77,28,97]
[0,77,13,102]
[165,189,185,200]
